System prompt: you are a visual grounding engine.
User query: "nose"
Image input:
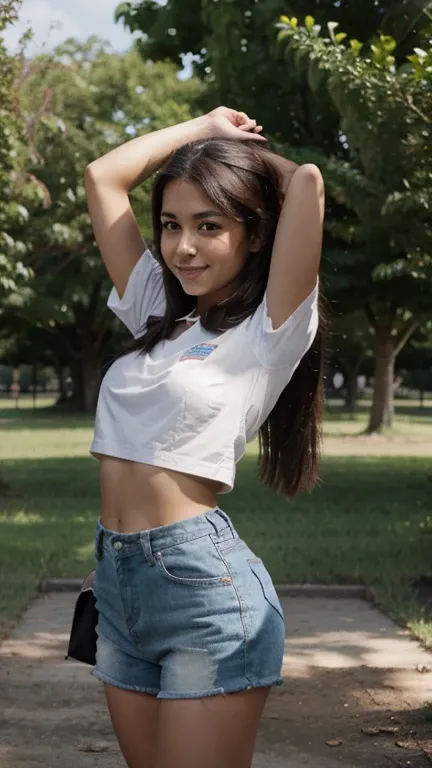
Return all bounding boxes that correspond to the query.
[176,230,197,258]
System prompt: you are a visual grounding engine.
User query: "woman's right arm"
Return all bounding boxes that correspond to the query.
[85,107,265,298]
[85,116,211,298]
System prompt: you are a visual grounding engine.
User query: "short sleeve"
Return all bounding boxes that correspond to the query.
[246,283,319,370]
[107,249,166,338]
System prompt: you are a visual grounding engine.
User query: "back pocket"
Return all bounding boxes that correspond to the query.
[248,559,284,622]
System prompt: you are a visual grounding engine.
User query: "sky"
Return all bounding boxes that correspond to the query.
[3,0,143,54]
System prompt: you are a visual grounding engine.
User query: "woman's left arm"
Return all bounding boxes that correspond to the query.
[265,159,325,329]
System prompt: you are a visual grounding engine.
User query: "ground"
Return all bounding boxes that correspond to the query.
[263,671,432,768]
[1,592,431,768]
[1,655,431,768]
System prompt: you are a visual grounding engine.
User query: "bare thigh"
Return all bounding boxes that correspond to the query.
[104,684,160,768]
[154,687,271,768]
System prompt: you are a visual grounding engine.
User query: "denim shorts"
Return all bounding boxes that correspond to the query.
[91,507,285,699]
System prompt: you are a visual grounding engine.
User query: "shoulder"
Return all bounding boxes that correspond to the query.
[295,163,324,185]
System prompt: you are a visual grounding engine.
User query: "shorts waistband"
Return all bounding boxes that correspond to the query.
[95,507,236,563]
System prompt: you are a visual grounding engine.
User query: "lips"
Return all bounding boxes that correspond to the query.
[177,266,209,280]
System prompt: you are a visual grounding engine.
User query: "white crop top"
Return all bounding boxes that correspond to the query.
[91,249,319,493]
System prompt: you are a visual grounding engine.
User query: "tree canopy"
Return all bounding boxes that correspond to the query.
[277,15,432,430]
[2,36,202,411]
[116,0,430,143]
[0,0,35,300]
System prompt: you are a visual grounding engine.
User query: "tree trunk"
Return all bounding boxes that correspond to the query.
[336,353,364,414]
[74,299,104,414]
[366,318,417,434]
[345,372,359,412]
[81,348,101,414]
[367,334,396,433]
[56,365,68,403]
[69,360,85,411]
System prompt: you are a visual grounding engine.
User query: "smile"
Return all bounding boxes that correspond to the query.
[177,266,209,281]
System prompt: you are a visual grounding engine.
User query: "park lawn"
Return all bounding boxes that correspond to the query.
[0,397,431,647]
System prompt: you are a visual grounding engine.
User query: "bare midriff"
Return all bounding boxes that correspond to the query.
[96,322,222,533]
[97,455,221,533]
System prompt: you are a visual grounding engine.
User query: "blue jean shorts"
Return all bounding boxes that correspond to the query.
[91,507,285,699]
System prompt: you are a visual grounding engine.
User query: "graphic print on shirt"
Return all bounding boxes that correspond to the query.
[179,343,218,362]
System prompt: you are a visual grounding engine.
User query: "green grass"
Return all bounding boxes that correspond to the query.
[1,396,431,646]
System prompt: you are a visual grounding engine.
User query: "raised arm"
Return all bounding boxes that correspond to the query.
[85,118,210,298]
[85,108,266,299]
[265,156,324,329]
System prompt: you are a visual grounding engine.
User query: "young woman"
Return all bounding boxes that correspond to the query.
[85,106,325,768]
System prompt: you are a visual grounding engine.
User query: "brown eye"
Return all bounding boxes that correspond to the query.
[199,222,221,232]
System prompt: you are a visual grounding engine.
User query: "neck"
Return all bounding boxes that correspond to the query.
[196,278,239,314]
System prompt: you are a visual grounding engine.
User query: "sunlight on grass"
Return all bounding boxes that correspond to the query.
[0,511,43,524]
[4,428,94,459]
[75,541,96,560]
[0,395,57,411]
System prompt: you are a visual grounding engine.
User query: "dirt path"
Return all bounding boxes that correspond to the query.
[0,592,431,768]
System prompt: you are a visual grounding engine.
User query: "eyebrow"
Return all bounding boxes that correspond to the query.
[160,210,224,220]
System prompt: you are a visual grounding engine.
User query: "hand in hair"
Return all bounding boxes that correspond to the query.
[204,106,267,142]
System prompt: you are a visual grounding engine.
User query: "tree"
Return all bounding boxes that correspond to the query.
[0,0,39,496]
[278,16,432,432]
[10,39,202,412]
[116,0,430,145]
[0,0,36,302]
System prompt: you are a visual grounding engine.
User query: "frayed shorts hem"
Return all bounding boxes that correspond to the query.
[160,678,284,699]
[91,668,284,699]
[91,668,159,696]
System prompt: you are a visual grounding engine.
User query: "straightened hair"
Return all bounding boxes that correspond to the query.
[123,137,326,498]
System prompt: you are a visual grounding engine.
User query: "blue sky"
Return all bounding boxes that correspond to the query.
[4,0,144,54]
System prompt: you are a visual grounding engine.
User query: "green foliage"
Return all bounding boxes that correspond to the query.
[117,1,430,144]
[0,0,34,297]
[115,0,206,67]
[277,14,432,430]
[4,36,202,410]
[278,17,432,291]
[18,40,203,293]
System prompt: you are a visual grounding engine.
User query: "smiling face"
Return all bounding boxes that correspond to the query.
[160,179,252,312]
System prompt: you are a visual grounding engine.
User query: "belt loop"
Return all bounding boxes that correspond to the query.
[140,530,155,565]
[214,508,236,537]
[206,514,221,537]
[207,507,237,538]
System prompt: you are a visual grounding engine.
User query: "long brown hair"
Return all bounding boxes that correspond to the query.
[126,137,326,498]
